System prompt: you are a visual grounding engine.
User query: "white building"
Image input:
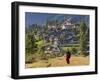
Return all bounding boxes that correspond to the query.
[47,18,79,30]
[61,18,74,29]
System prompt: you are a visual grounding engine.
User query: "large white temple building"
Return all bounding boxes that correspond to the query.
[47,18,79,30]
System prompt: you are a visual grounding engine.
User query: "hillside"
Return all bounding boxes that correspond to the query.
[25,55,89,68]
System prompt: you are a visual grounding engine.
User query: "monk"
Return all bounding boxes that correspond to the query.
[65,51,71,64]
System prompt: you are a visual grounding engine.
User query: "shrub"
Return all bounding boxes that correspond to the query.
[71,47,78,55]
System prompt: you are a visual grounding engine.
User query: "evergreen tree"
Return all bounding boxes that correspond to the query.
[79,22,89,55]
[25,32,37,55]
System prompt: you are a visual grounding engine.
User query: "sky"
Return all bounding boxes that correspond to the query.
[25,12,89,27]
[25,12,58,27]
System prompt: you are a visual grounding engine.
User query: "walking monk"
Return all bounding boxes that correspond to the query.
[65,51,71,64]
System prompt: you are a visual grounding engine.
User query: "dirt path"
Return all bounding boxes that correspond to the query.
[25,55,89,68]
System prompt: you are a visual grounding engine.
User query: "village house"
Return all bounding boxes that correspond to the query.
[47,18,79,30]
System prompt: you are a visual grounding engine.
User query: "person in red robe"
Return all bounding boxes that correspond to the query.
[65,51,71,64]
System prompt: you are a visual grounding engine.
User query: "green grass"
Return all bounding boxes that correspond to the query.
[67,44,79,47]
[61,47,72,51]
[60,43,79,48]
[60,46,79,51]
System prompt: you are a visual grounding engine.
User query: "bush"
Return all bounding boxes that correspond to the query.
[71,47,78,55]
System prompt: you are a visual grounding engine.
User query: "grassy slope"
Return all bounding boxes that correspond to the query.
[25,55,89,68]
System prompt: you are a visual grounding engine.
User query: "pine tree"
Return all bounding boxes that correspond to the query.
[79,22,89,55]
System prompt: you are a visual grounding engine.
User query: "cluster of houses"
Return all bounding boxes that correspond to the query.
[43,18,80,54]
[48,18,79,30]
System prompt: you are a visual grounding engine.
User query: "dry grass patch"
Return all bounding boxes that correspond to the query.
[25,55,89,68]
